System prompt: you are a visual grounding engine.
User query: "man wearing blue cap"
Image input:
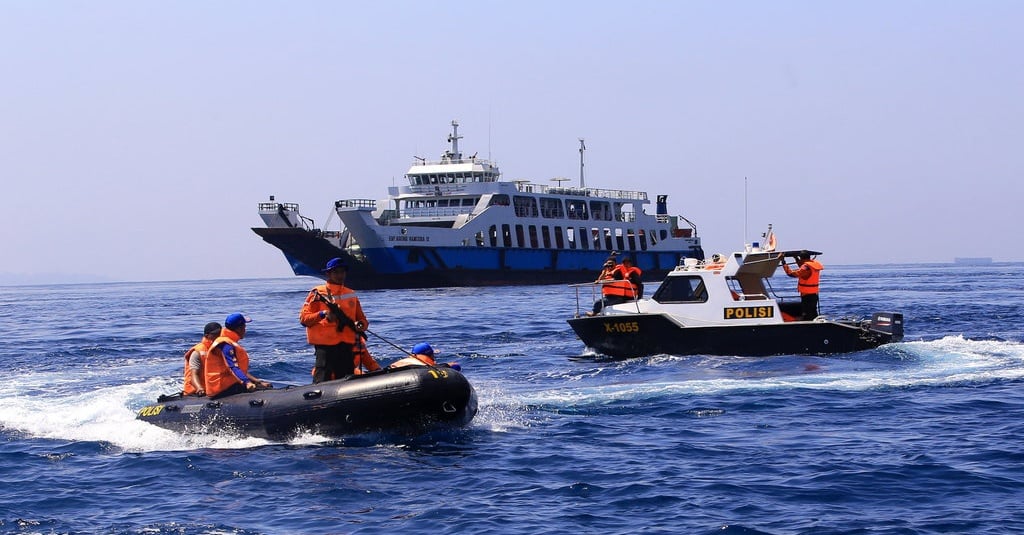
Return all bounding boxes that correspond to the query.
[204,313,272,398]
[299,257,380,383]
[388,343,461,371]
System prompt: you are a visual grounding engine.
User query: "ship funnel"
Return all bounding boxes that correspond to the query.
[656,195,668,216]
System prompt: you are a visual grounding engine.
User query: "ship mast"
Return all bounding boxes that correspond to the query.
[447,120,462,161]
[578,138,586,188]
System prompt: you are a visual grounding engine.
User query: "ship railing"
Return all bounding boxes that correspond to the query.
[655,214,698,237]
[568,280,643,318]
[520,183,649,201]
[395,207,467,219]
[257,202,315,230]
[335,199,378,210]
[411,156,494,166]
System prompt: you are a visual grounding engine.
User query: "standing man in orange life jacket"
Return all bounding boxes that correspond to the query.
[783,250,824,320]
[610,256,644,300]
[300,257,381,383]
[204,313,272,399]
[182,321,221,397]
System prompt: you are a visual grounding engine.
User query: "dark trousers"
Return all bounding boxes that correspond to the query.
[593,295,630,314]
[313,343,355,383]
[210,382,248,400]
[801,293,820,320]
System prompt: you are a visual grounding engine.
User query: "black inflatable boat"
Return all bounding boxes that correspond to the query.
[136,365,477,439]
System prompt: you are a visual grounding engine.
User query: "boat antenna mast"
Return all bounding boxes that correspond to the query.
[578,138,586,188]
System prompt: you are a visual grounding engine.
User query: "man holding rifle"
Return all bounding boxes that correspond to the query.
[299,257,381,383]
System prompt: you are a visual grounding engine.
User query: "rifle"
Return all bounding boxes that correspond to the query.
[313,289,368,340]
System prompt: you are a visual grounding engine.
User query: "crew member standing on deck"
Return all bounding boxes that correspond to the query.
[783,250,824,320]
[612,257,644,300]
[300,258,381,383]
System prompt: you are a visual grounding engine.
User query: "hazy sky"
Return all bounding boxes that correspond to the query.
[2,1,1021,283]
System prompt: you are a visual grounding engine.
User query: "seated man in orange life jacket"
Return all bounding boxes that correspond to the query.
[204,313,272,399]
[182,321,221,397]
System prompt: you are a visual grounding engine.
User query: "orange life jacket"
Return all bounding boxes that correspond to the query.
[204,329,250,398]
[605,265,643,298]
[182,338,212,396]
[597,267,618,297]
[796,260,823,295]
[299,283,368,346]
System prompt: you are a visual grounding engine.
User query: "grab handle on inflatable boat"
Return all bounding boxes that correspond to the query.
[303,390,323,400]
[249,399,265,407]
[206,401,222,409]
[442,401,457,413]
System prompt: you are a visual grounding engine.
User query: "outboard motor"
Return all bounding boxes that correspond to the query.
[870,312,904,341]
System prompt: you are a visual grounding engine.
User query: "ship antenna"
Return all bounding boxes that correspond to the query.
[579,138,586,188]
[743,176,749,245]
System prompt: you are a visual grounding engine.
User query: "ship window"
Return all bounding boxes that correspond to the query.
[638,229,648,250]
[605,228,615,250]
[567,200,588,220]
[502,224,512,247]
[620,204,636,223]
[649,229,658,246]
[513,196,539,218]
[515,225,525,247]
[567,227,576,250]
[579,227,589,250]
[540,197,565,218]
[660,229,668,241]
[541,226,551,248]
[462,198,477,206]
[475,230,485,246]
[554,226,564,248]
[590,201,611,221]
[529,225,539,248]
[627,229,637,251]
[489,194,510,207]
[652,276,708,303]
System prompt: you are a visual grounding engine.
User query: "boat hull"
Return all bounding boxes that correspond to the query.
[254,226,702,289]
[136,366,477,439]
[567,312,904,359]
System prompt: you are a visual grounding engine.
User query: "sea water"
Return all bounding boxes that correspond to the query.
[1,264,1023,534]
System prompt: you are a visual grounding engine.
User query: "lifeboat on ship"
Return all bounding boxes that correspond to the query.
[567,230,903,359]
[136,365,477,439]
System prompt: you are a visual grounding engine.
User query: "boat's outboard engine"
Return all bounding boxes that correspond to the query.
[870,312,904,341]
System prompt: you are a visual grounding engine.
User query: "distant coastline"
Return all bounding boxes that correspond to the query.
[954,257,994,265]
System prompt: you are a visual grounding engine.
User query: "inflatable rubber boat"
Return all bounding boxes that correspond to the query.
[136,365,477,439]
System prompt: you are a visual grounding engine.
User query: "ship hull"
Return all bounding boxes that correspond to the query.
[254,227,704,289]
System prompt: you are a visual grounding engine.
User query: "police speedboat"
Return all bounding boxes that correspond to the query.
[567,235,903,359]
[137,365,477,439]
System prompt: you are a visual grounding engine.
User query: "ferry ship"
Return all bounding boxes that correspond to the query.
[253,121,704,290]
